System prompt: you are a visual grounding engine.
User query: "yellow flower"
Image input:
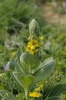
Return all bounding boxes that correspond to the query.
[31,49,38,55]
[38,81,44,89]
[34,87,40,91]
[62,94,66,99]
[34,81,44,92]
[31,45,35,50]
[39,43,42,47]
[38,36,44,40]
[0,74,3,77]
[28,39,38,46]
[26,46,31,52]
[28,39,39,48]
[26,39,42,54]
[29,91,42,98]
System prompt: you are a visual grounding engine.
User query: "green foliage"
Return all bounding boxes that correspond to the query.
[51,1,66,14]
[46,96,62,100]
[0,0,43,34]
[5,19,56,100]
[0,90,17,100]
[12,72,35,92]
[20,53,40,72]
[0,22,66,100]
[34,57,55,82]
[45,84,66,100]
[0,1,66,99]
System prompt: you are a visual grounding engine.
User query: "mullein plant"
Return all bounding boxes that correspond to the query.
[0,19,66,100]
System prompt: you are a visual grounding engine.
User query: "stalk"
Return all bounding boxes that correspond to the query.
[25,89,28,100]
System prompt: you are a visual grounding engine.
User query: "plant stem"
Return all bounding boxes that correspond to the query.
[25,90,28,100]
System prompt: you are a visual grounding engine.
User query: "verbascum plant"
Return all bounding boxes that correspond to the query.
[26,19,43,55]
[0,19,66,100]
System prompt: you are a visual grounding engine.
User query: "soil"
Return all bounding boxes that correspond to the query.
[43,2,66,25]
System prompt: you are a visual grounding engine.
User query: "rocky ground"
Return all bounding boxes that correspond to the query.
[43,2,66,25]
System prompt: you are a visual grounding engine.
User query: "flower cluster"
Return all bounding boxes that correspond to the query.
[26,39,42,55]
[29,91,42,98]
[29,81,44,98]
[34,81,44,91]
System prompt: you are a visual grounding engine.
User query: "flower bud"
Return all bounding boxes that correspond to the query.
[29,19,40,39]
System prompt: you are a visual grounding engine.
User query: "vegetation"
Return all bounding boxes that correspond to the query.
[0,0,66,100]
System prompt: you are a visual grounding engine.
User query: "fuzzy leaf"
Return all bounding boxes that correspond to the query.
[34,57,56,82]
[20,53,40,72]
[12,72,35,91]
[12,72,24,92]
[16,49,27,75]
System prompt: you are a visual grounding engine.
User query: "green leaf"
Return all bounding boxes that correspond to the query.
[16,93,25,100]
[49,84,66,97]
[12,72,35,92]
[44,41,51,51]
[9,51,26,75]
[0,86,4,90]
[17,49,22,64]
[0,45,4,52]
[12,72,24,93]
[20,53,40,73]
[0,90,17,100]
[46,96,62,100]
[34,57,56,82]
[46,84,66,100]
[21,75,35,90]
[9,59,16,70]
[15,62,26,75]
[17,51,29,75]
